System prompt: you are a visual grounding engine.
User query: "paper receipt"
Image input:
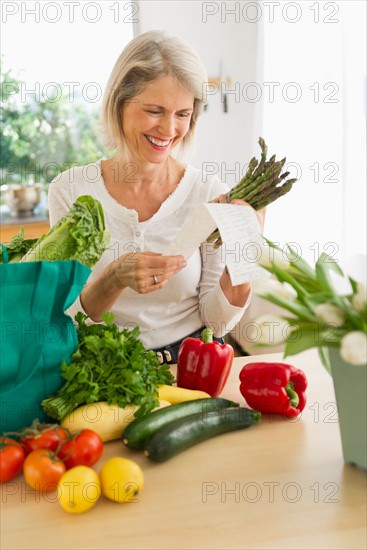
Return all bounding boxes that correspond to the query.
[165,203,267,285]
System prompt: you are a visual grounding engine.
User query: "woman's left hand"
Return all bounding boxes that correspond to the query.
[215,194,266,234]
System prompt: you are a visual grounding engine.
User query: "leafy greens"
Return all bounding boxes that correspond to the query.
[0,227,37,263]
[41,312,175,421]
[1,195,110,268]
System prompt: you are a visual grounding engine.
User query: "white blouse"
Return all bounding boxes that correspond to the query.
[48,161,251,349]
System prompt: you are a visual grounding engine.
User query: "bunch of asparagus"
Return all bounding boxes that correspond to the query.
[207,137,297,248]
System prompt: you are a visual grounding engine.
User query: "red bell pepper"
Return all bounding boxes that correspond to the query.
[239,362,307,418]
[176,328,234,397]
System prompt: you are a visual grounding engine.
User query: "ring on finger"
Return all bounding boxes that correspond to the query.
[153,275,158,285]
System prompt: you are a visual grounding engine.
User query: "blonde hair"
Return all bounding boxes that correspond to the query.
[101,30,208,158]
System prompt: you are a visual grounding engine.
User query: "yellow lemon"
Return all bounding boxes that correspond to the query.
[100,457,144,503]
[57,466,101,514]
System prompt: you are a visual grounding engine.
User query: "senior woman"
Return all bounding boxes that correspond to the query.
[48,30,265,363]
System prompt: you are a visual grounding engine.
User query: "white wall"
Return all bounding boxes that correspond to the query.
[260,1,366,268]
[136,0,263,187]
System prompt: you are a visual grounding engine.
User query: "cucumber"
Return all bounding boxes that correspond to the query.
[143,407,261,462]
[122,397,239,450]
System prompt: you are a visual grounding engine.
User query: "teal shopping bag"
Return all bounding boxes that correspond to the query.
[0,257,90,433]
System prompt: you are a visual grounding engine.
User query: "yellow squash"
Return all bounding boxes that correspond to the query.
[61,400,171,442]
[158,384,210,404]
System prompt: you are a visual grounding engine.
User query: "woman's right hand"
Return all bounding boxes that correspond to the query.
[111,251,187,294]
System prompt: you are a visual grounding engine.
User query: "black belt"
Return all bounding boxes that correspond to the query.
[151,326,224,365]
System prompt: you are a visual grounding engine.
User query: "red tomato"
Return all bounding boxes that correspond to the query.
[20,424,69,455]
[58,430,103,469]
[0,437,26,483]
[23,449,66,491]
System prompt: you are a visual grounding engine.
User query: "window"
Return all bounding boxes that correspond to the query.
[1,1,136,184]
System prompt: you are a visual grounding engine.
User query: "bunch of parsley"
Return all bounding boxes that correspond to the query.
[42,312,174,421]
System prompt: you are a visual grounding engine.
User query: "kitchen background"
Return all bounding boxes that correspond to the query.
[1,0,366,350]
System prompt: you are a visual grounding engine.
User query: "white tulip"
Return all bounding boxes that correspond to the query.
[314,303,345,328]
[258,244,290,270]
[252,278,297,301]
[340,331,367,366]
[329,270,353,296]
[351,283,367,312]
[248,314,292,345]
[346,254,367,287]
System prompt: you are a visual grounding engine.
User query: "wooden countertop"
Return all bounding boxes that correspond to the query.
[1,350,366,550]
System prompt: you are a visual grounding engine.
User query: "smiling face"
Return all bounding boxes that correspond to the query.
[121,74,194,165]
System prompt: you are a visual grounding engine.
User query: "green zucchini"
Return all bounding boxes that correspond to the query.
[143,407,261,462]
[122,397,239,450]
